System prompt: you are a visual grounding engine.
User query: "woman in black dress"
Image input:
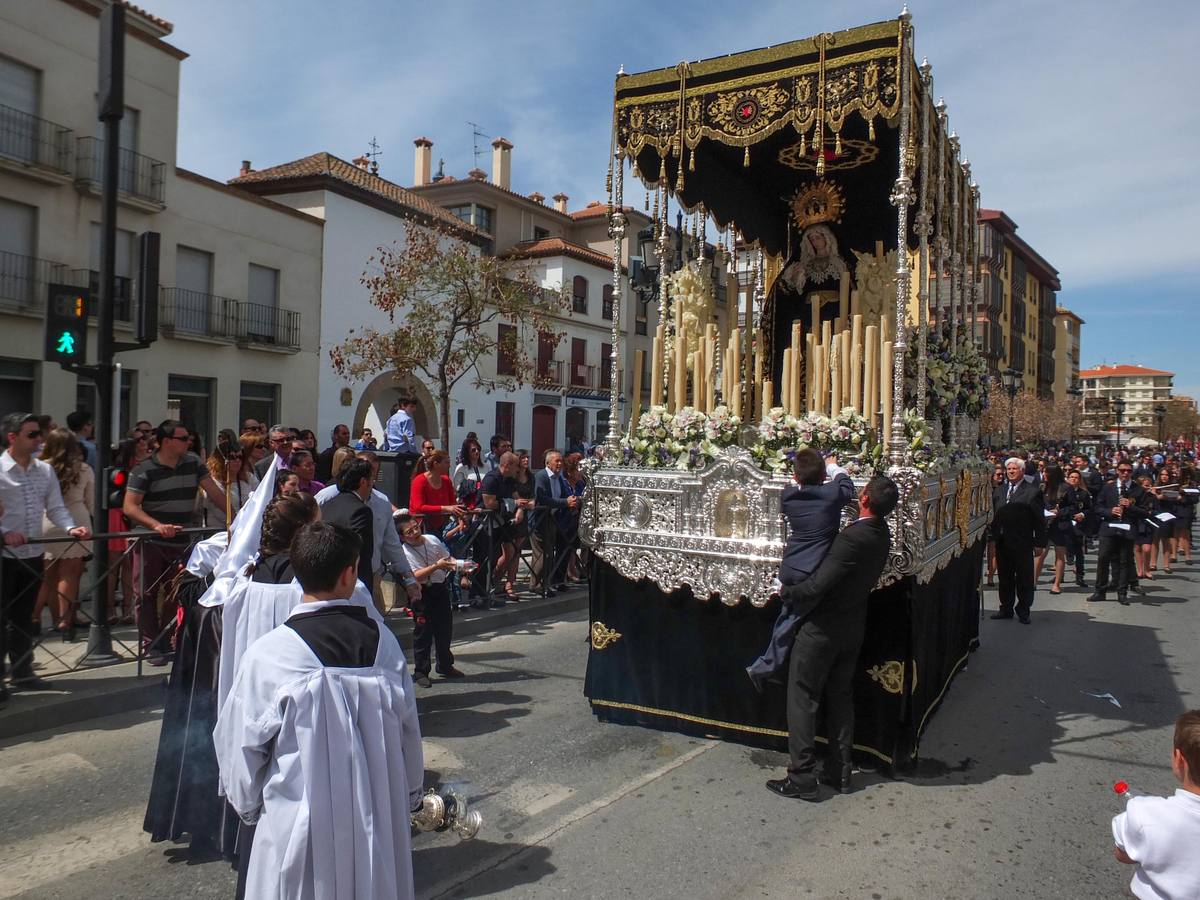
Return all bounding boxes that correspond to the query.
[1135,475,1160,580]
[1149,467,1179,574]
[1176,466,1198,564]
[1039,466,1072,594]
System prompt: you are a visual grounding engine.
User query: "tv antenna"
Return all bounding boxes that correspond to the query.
[467,121,490,169]
[366,136,382,175]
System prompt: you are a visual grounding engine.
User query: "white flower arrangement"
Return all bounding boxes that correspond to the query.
[624,404,741,470]
[751,406,876,475]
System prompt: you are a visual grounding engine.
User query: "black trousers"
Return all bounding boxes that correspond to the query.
[786,624,860,783]
[1067,531,1086,582]
[1,556,43,680]
[412,581,453,676]
[530,518,567,588]
[995,538,1035,617]
[1096,534,1136,597]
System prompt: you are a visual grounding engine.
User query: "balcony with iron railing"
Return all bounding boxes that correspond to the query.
[0,104,73,181]
[75,137,166,209]
[159,287,301,351]
[0,250,70,313]
[534,359,565,389]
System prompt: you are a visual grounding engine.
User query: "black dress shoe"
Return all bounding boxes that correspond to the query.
[1131,585,1147,597]
[1118,595,1130,606]
[765,777,821,801]
[1018,615,1031,624]
[1076,579,1088,588]
[990,611,1014,620]
[10,675,55,691]
[1086,593,1104,603]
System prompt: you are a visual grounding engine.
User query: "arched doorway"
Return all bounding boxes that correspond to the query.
[351,371,438,445]
[565,407,587,455]
[532,405,557,464]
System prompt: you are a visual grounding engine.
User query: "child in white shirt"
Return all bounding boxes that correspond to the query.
[1112,709,1200,900]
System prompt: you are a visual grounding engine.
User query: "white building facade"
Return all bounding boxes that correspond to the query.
[0,0,323,444]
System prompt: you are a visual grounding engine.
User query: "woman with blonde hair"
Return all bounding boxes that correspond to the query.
[202,431,259,528]
[330,445,356,482]
[239,431,266,467]
[33,428,94,635]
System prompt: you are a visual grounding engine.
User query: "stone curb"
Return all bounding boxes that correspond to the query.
[0,588,589,741]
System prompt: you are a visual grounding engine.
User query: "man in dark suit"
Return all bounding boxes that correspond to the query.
[530,450,576,594]
[1088,460,1149,605]
[766,475,897,802]
[320,458,375,588]
[990,457,1047,624]
[747,449,855,688]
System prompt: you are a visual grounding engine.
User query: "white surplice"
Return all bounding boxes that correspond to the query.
[217,571,381,714]
[214,598,424,900]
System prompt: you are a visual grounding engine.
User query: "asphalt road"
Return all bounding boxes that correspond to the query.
[1,555,1196,899]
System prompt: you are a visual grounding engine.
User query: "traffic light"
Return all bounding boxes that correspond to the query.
[102,466,127,510]
[45,283,89,366]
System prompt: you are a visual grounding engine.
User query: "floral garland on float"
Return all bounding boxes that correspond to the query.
[623,405,878,474]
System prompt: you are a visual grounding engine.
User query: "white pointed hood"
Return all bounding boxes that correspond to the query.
[198,462,279,607]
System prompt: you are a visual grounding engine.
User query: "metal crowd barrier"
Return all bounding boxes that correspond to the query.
[0,526,220,680]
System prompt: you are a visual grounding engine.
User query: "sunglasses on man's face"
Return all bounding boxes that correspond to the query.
[20,429,42,439]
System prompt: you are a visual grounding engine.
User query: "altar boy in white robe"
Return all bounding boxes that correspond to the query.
[214,521,424,900]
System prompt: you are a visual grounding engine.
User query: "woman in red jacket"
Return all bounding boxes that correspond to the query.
[410,449,463,534]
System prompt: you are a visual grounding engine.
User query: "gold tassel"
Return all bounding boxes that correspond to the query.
[659,153,667,184]
[743,146,750,167]
[817,153,825,177]
[688,149,695,172]
[868,119,875,142]
[835,133,842,156]
[799,133,806,156]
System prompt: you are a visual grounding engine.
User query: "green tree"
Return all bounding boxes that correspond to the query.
[330,219,569,450]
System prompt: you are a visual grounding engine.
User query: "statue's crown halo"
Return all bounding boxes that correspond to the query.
[790,179,845,230]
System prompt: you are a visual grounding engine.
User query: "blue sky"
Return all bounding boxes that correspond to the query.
[151,0,1200,394]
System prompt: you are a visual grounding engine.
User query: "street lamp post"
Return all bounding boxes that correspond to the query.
[1112,396,1126,451]
[1001,367,1020,449]
[1066,380,1083,449]
[1154,403,1167,446]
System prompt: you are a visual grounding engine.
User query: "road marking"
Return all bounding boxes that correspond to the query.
[500,780,575,817]
[0,752,98,788]
[0,806,145,899]
[427,740,717,899]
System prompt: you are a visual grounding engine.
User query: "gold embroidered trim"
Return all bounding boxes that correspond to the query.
[590,621,623,650]
[589,698,896,765]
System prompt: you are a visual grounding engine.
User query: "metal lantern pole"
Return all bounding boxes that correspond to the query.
[607,145,625,453]
[915,57,933,422]
[888,6,915,462]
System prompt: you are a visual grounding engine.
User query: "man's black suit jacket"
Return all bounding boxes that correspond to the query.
[320,490,375,586]
[780,516,891,642]
[1095,479,1150,539]
[990,478,1047,552]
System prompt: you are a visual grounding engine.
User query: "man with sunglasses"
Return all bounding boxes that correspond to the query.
[124,419,227,662]
[1089,462,1150,606]
[255,424,294,479]
[1,412,91,699]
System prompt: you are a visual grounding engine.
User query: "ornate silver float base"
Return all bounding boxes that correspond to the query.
[580,447,991,607]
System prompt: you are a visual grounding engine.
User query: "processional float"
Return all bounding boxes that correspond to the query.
[580,10,994,767]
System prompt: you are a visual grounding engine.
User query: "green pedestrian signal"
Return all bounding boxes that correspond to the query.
[44,284,89,366]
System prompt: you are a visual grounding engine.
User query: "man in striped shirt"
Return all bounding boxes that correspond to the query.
[123,420,226,662]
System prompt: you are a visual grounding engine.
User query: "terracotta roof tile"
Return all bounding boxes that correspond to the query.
[230,152,482,237]
[504,237,616,270]
[1079,364,1174,378]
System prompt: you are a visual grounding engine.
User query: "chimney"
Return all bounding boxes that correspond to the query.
[529,192,545,205]
[413,137,432,187]
[491,137,513,190]
[468,167,487,181]
[239,160,252,176]
[553,192,569,214]
[352,154,371,171]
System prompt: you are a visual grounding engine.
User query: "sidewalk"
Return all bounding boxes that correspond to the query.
[0,582,589,741]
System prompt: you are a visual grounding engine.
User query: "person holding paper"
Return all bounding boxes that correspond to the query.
[1037,466,1072,595]
[990,458,1047,624]
[1174,469,1198,564]
[1089,461,1149,606]
[1150,468,1181,574]
[1134,476,1159,581]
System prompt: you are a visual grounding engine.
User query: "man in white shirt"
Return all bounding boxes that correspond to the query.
[314,450,420,612]
[1,412,90,699]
